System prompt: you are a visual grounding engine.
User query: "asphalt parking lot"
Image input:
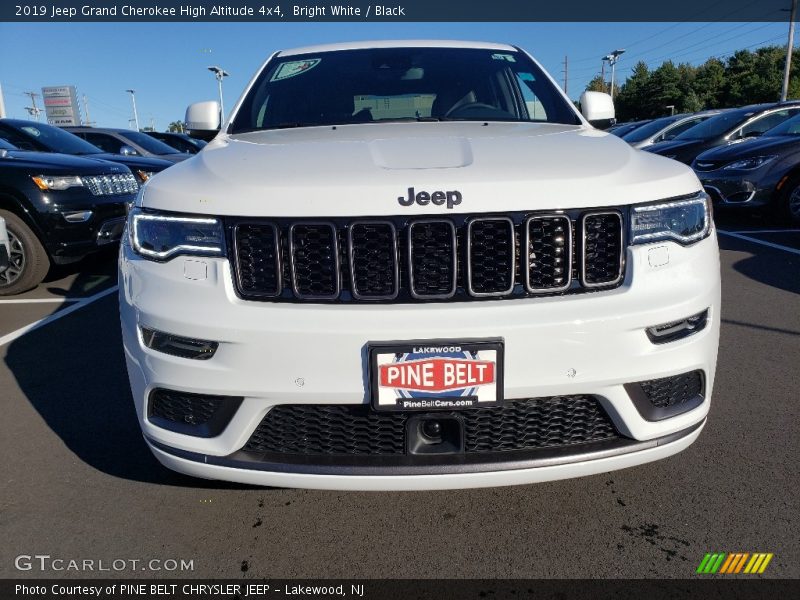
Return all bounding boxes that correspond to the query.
[0,213,798,580]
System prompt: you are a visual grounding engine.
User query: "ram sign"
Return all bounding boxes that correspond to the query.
[41,86,82,126]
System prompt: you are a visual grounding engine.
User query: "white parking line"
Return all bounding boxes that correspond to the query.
[717,230,800,256]
[0,298,82,304]
[0,285,118,347]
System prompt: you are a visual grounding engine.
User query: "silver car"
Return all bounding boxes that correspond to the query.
[623,110,727,150]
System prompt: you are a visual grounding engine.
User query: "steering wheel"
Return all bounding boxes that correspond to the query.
[445,102,501,118]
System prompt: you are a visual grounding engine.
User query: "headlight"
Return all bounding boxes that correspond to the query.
[31,175,84,191]
[128,208,225,261]
[630,193,711,245]
[722,155,777,170]
[135,170,156,183]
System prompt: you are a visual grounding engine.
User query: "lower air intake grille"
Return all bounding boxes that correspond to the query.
[243,396,620,456]
[639,371,704,409]
[148,389,242,437]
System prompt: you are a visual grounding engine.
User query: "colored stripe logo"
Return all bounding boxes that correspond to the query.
[696,553,773,574]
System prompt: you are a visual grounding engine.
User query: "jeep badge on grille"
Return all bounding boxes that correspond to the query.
[398,187,462,209]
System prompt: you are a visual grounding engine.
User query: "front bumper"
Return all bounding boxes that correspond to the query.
[120,234,721,490]
[697,173,773,208]
[44,193,133,262]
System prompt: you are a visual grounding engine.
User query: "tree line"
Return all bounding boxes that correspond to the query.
[585,46,800,122]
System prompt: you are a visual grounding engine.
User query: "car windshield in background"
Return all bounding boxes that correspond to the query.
[622,115,682,143]
[230,47,582,133]
[121,131,182,155]
[674,108,752,140]
[0,120,103,155]
[762,113,800,136]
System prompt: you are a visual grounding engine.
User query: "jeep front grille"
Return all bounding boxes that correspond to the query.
[228,209,625,303]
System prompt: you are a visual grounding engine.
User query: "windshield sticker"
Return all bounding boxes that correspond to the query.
[491,53,516,62]
[270,59,321,82]
[21,127,41,137]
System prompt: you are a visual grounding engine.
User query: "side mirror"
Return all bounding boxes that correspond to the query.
[186,101,221,141]
[119,145,138,156]
[579,91,616,129]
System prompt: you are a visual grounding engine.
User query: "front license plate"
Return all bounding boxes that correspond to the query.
[369,338,504,411]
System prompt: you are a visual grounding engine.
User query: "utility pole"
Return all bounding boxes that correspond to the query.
[207,65,229,120]
[781,0,797,101]
[82,94,95,126]
[0,83,6,118]
[562,55,568,95]
[600,60,606,89]
[23,91,41,121]
[125,89,140,131]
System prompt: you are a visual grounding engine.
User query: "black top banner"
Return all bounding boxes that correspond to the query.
[1,0,795,22]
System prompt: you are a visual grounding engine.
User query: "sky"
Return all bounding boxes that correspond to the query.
[0,20,792,130]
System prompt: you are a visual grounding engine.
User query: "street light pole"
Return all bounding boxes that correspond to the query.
[603,49,626,102]
[207,66,229,121]
[781,0,797,102]
[126,89,140,131]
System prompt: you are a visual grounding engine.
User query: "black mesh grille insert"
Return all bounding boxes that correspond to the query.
[468,218,515,295]
[409,221,456,298]
[639,371,704,409]
[148,389,243,437]
[525,216,571,291]
[150,389,222,426]
[243,396,619,456]
[290,223,339,298]
[583,213,624,285]
[349,222,398,299]
[234,224,281,297]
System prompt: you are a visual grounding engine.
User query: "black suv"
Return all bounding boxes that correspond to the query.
[0,119,173,184]
[0,138,138,294]
[645,102,800,164]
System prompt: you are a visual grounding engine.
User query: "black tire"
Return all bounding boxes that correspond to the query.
[0,209,50,296]
[777,176,800,226]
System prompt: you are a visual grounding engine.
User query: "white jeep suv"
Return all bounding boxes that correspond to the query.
[120,40,720,490]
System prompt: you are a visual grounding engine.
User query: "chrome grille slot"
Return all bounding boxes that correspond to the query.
[408,220,457,299]
[525,215,572,292]
[467,217,515,296]
[582,212,624,287]
[289,223,340,299]
[349,221,399,300]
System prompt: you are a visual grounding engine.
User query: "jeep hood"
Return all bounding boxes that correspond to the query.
[142,122,702,217]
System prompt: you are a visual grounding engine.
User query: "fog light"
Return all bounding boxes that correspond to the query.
[63,210,93,223]
[141,327,218,360]
[646,309,708,344]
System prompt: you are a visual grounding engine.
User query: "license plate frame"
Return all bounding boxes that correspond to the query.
[368,338,504,412]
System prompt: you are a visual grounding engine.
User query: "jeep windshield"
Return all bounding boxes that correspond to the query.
[229,47,582,133]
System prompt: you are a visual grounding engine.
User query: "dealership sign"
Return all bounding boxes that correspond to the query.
[42,85,81,126]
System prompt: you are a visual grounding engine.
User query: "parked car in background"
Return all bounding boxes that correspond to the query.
[693,112,800,224]
[607,119,650,137]
[0,119,173,184]
[645,102,800,164]
[0,137,138,294]
[622,110,725,150]
[65,127,190,163]
[0,214,9,276]
[145,131,207,154]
